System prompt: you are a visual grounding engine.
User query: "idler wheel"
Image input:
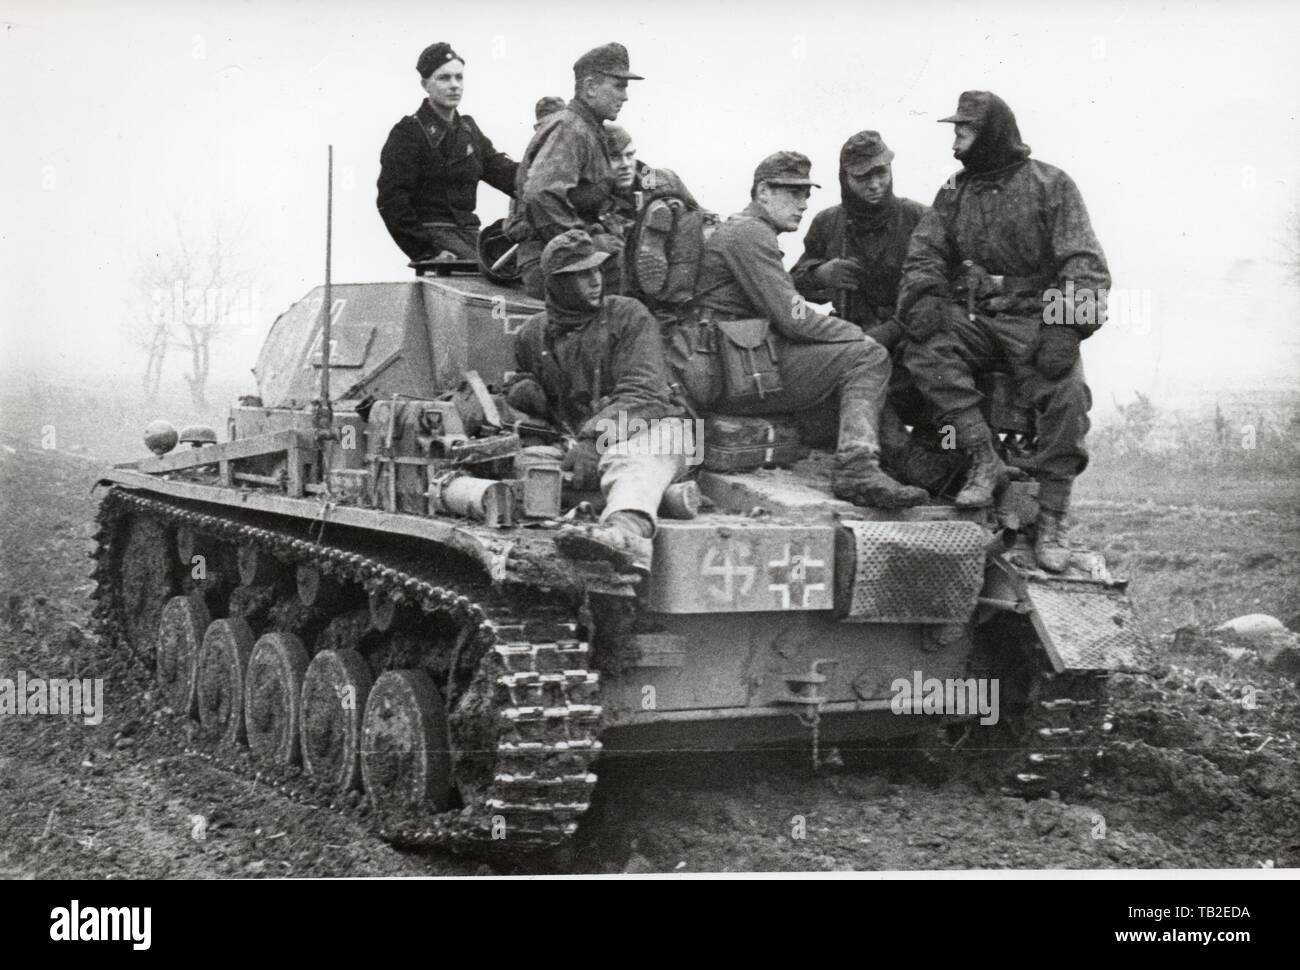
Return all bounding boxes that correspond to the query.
[300,648,373,793]
[360,670,452,819]
[196,617,255,744]
[243,632,310,765]
[155,594,210,716]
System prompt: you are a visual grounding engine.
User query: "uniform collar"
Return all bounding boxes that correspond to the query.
[566,98,605,132]
[742,199,783,233]
[416,99,461,131]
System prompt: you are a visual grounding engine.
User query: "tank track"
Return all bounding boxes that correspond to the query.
[90,486,602,859]
[1009,668,1111,797]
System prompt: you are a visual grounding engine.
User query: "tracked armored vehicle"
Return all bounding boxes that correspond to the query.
[92,262,1147,862]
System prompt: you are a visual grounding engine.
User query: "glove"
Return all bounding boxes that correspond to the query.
[904,294,951,343]
[562,438,601,491]
[812,258,863,291]
[1033,326,1082,380]
[505,376,551,420]
[863,317,904,353]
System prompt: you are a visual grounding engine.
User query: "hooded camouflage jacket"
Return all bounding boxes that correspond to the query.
[896,94,1110,332]
[376,100,518,260]
[514,295,681,440]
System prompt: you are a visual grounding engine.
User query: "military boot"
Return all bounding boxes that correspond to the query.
[1034,507,1071,573]
[953,433,1005,508]
[832,452,928,509]
[556,511,654,573]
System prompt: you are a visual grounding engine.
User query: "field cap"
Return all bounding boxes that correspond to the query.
[753,151,820,188]
[541,229,610,276]
[573,42,644,81]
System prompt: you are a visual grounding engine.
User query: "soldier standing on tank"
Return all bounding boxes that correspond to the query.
[376,43,519,263]
[790,131,956,494]
[677,151,927,509]
[508,229,687,573]
[896,91,1110,570]
[533,96,567,131]
[506,43,644,298]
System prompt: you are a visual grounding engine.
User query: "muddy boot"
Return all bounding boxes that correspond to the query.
[833,451,929,509]
[633,198,674,294]
[1034,507,1071,573]
[556,510,654,573]
[953,434,1005,508]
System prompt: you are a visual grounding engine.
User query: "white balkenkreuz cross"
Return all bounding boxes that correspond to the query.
[767,542,826,609]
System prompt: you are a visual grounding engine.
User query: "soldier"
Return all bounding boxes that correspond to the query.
[677,151,927,509]
[376,43,518,263]
[508,42,644,298]
[510,229,688,573]
[604,123,701,220]
[896,91,1110,570]
[790,131,952,493]
[534,95,566,131]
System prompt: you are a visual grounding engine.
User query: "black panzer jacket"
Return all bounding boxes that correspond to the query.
[376,100,518,260]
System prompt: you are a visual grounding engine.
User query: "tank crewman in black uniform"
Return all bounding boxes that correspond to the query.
[377,42,519,263]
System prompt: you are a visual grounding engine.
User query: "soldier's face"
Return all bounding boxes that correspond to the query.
[611,143,637,189]
[952,122,977,159]
[583,74,629,121]
[422,60,464,111]
[758,184,811,232]
[568,266,604,307]
[846,164,892,205]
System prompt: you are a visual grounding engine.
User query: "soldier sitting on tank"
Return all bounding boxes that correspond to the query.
[790,131,960,496]
[507,229,688,574]
[604,123,701,221]
[506,42,645,299]
[896,91,1110,571]
[376,42,519,264]
[670,151,927,509]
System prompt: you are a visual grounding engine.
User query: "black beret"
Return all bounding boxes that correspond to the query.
[417,43,463,79]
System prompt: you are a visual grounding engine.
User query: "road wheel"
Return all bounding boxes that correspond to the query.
[244,632,310,765]
[300,648,373,793]
[196,617,254,744]
[361,669,452,822]
[155,594,210,716]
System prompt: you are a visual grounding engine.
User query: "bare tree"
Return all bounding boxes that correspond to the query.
[129,215,255,408]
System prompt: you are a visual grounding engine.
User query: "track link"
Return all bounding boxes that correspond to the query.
[90,486,603,858]
[1010,669,1111,797]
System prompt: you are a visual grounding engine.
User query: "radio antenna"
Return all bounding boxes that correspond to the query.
[315,145,335,441]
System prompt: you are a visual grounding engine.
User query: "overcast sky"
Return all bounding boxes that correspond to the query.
[2,0,1298,412]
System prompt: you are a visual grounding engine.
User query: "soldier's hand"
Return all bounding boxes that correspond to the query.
[813,258,863,291]
[562,438,602,491]
[904,294,951,343]
[505,376,551,420]
[863,317,904,352]
[1032,326,1082,380]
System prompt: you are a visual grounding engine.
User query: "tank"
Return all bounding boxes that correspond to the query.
[91,266,1148,863]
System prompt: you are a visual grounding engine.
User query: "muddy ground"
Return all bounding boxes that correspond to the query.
[1,427,1297,876]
